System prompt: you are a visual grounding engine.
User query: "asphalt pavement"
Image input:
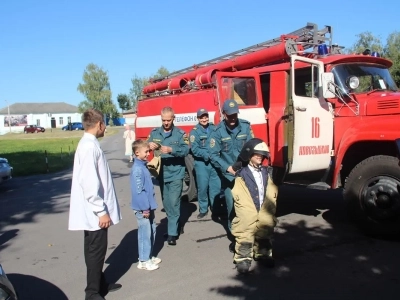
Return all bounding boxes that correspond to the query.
[1,128,400,300]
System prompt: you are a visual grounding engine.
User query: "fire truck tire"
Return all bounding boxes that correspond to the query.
[182,155,197,202]
[344,155,400,236]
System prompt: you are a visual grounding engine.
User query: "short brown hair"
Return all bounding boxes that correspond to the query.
[82,108,103,130]
[132,139,149,154]
[161,106,174,116]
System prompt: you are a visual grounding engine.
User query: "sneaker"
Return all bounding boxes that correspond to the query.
[151,257,162,265]
[137,260,159,271]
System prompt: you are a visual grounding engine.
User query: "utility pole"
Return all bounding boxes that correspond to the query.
[4,100,11,133]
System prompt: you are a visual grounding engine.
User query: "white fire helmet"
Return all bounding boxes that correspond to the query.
[238,138,270,162]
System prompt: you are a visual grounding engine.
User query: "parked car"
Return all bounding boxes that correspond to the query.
[0,157,13,185]
[62,122,84,131]
[23,125,45,133]
[0,264,18,300]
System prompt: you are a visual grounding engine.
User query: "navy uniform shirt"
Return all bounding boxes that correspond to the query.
[208,119,253,181]
[147,125,189,182]
[189,122,215,162]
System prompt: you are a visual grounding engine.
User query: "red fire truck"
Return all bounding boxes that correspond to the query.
[135,22,400,235]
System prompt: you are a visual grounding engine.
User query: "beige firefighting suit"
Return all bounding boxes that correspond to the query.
[231,175,278,263]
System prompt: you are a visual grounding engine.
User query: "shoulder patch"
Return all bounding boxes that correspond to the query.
[190,135,196,143]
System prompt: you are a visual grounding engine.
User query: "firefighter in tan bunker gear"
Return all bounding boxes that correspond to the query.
[231,138,278,274]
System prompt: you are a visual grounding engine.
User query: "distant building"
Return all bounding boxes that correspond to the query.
[0,102,82,134]
[122,108,137,126]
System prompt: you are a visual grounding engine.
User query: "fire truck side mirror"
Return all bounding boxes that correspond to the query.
[321,72,335,99]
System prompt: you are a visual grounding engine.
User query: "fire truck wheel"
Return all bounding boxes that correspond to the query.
[182,155,197,202]
[344,155,400,236]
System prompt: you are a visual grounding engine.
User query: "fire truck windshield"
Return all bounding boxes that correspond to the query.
[332,63,398,94]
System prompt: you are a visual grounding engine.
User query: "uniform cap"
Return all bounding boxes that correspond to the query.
[222,99,239,115]
[197,108,209,117]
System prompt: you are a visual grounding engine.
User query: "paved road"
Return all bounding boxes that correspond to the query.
[1,128,399,300]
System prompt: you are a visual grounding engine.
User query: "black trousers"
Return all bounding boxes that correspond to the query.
[84,228,108,300]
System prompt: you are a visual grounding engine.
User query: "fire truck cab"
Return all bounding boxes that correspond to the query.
[136,23,400,235]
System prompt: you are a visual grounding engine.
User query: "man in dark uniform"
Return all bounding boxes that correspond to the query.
[208,99,253,233]
[148,107,189,246]
[189,108,221,219]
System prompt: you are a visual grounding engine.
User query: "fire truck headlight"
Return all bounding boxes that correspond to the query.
[347,76,360,90]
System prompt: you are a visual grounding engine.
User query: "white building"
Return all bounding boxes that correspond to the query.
[0,102,82,135]
[122,108,137,126]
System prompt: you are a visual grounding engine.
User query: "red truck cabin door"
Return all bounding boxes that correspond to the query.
[289,55,334,173]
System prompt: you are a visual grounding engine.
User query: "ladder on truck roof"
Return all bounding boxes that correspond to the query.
[156,22,333,81]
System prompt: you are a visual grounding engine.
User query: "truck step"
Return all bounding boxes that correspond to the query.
[306,182,330,190]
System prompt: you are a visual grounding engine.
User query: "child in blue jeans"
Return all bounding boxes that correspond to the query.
[130,139,161,271]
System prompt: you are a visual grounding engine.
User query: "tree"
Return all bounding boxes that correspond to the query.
[117,93,131,111]
[347,31,400,87]
[129,74,148,112]
[77,63,118,117]
[347,32,383,54]
[129,66,169,111]
[384,32,400,86]
[153,66,169,79]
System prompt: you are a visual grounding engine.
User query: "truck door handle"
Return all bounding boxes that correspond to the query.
[295,106,307,112]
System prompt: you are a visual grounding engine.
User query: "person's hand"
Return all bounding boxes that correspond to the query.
[227,166,236,175]
[98,214,111,228]
[149,142,159,150]
[232,161,242,172]
[142,211,150,218]
[160,146,172,154]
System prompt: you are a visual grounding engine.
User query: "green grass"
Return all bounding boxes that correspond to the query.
[0,127,119,176]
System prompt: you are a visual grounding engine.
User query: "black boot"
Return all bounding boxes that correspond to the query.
[229,241,235,253]
[254,239,274,268]
[236,260,251,274]
[254,254,275,268]
[167,235,177,246]
[234,242,252,274]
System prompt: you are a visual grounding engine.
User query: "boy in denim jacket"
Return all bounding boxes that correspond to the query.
[130,139,161,271]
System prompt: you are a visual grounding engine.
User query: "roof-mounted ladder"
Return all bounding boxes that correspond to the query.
[155,22,334,82]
